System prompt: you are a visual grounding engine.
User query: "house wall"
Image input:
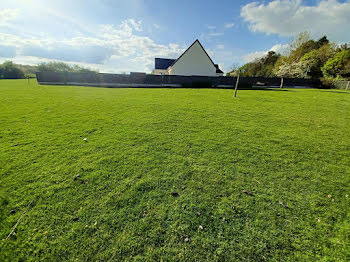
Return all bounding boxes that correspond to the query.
[152,69,169,75]
[170,42,217,77]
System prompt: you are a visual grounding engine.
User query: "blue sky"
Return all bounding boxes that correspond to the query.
[0,0,349,73]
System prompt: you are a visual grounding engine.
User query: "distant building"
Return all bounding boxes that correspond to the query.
[153,39,223,77]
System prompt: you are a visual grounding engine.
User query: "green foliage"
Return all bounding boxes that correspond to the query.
[321,50,350,78]
[272,33,349,80]
[289,39,319,62]
[1,80,349,261]
[320,77,335,88]
[16,64,38,75]
[37,61,98,73]
[289,31,312,53]
[232,34,333,79]
[0,61,25,79]
[300,44,336,78]
[315,36,329,48]
[238,51,280,77]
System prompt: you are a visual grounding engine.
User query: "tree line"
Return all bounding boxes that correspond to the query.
[0,61,98,79]
[228,32,350,82]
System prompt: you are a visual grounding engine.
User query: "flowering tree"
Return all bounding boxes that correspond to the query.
[274,61,307,78]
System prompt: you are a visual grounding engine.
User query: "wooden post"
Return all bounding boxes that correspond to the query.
[346,81,350,91]
[234,73,240,97]
[280,77,284,89]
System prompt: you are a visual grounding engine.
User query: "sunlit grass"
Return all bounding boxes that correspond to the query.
[1,79,349,261]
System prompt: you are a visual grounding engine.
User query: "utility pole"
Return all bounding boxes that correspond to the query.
[234,72,240,98]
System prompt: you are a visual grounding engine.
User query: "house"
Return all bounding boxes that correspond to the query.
[153,40,224,77]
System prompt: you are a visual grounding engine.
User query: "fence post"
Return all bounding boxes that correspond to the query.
[346,81,350,91]
[280,77,284,89]
[234,73,240,97]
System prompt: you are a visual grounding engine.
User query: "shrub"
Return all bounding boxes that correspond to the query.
[320,78,335,89]
[0,61,25,79]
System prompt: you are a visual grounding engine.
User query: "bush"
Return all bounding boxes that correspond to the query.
[320,78,335,89]
[0,61,25,79]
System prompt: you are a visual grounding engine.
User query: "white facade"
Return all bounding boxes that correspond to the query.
[169,41,218,76]
[153,40,224,76]
[152,69,168,75]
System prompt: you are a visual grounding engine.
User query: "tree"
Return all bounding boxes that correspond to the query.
[315,36,329,49]
[300,44,336,78]
[236,51,280,77]
[226,63,240,76]
[289,31,311,53]
[0,61,25,79]
[287,33,331,63]
[37,61,98,73]
[274,60,307,78]
[71,64,98,73]
[322,50,350,78]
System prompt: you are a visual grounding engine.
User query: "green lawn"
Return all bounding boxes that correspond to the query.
[1,79,349,261]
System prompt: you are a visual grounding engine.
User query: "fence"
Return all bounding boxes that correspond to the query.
[36,71,322,88]
[334,80,350,90]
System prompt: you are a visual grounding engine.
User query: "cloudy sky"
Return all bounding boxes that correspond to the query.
[0,0,349,73]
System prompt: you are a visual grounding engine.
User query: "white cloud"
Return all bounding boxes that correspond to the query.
[241,0,350,42]
[270,43,289,54]
[224,23,235,29]
[243,43,289,63]
[207,25,216,30]
[216,44,225,50]
[207,32,224,37]
[0,9,20,26]
[125,18,143,32]
[0,19,184,73]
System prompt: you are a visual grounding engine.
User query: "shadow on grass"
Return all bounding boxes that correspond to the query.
[247,87,293,91]
[40,83,297,91]
[321,90,350,94]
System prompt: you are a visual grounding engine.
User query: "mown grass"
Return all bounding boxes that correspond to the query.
[0,79,349,261]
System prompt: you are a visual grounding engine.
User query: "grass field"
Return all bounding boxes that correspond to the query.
[1,79,349,261]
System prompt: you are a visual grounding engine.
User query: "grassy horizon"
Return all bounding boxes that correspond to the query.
[1,79,349,261]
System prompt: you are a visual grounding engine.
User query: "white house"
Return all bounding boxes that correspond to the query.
[153,40,224,77]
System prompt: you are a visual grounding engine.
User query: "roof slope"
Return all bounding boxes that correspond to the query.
[154,40,224,74]
[155,58,176,70]
[215,64,224,74]
[170,40,217,69]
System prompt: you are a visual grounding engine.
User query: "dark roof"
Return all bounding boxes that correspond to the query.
[155,58,176,70]
[214,64,223,74]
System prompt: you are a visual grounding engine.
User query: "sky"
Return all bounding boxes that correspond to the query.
[0,0,349,73]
